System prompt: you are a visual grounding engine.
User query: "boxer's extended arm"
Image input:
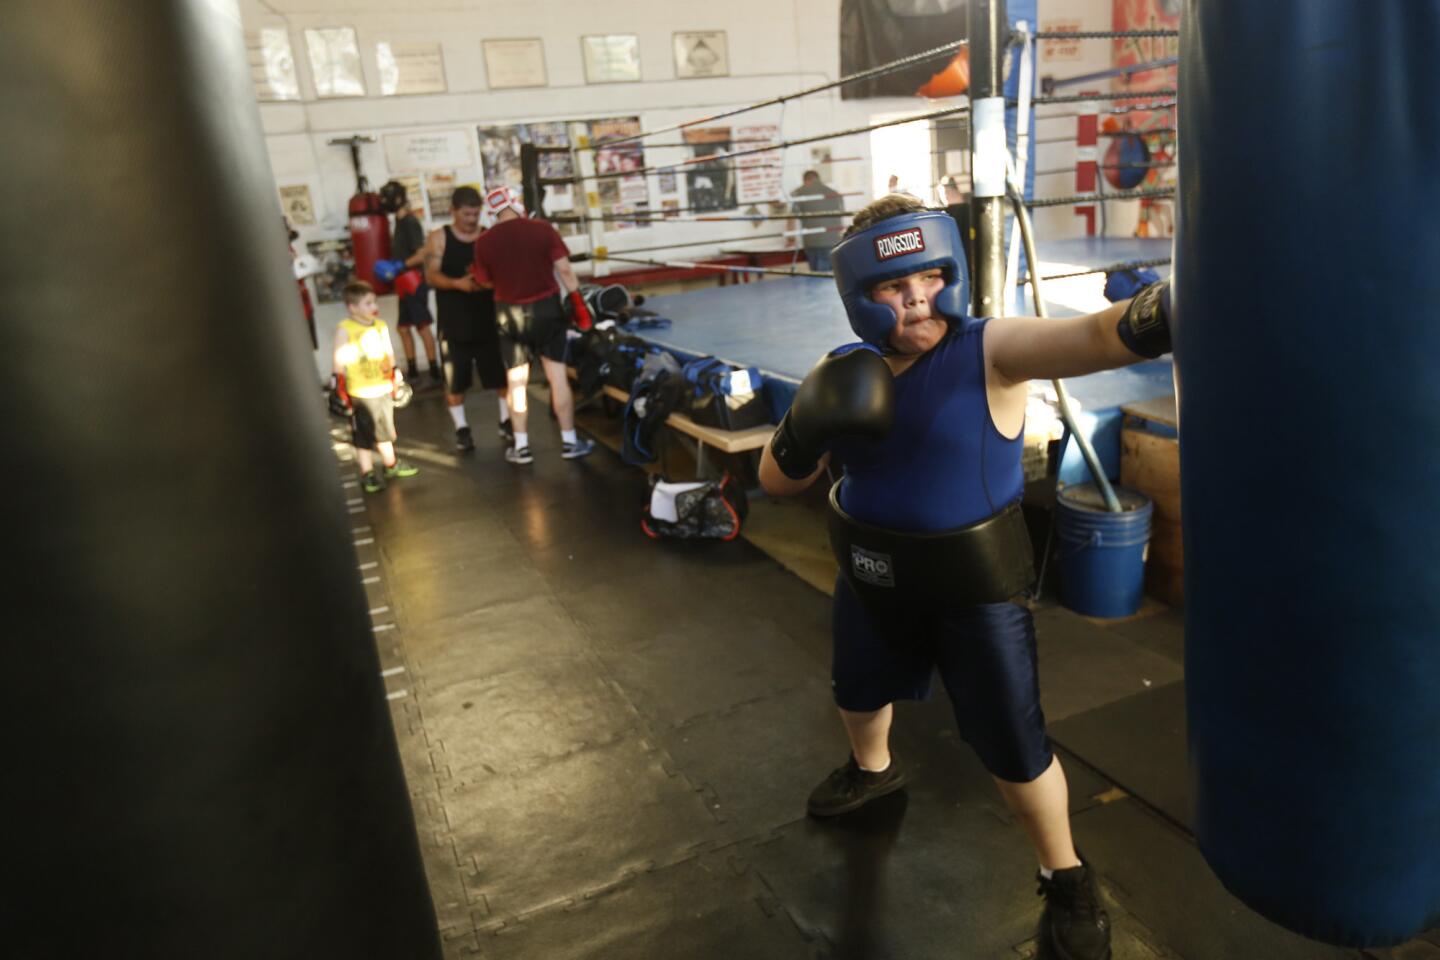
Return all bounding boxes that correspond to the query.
[984,281,1172,383]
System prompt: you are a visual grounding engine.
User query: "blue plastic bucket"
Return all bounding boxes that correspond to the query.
[1056,484,1154,618]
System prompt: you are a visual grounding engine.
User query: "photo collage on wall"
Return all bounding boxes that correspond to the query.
[682,127,736,214]
[477,122,581,233]
[589,117,649,230]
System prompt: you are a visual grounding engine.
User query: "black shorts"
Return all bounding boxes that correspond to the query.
[497,296,569,369]
[396,286,433,327]
[440,336,507,394]
[350,395,397,449]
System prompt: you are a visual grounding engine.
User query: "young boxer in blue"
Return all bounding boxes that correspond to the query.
[759,194,1172,960]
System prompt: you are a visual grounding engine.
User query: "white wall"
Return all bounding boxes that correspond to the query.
[241,0,941,268]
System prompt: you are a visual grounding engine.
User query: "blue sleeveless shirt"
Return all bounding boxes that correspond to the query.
[830,318,1024,533]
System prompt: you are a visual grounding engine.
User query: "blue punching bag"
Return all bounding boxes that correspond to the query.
[1177,1,1440,947]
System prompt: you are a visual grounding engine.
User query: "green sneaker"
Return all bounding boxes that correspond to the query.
[384,458,419,479]
[362,472,384,493]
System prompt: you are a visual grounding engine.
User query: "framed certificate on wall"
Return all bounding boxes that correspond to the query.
[482,38,547,89]
[304,27,365,98]
[582,35,641,84]
[673,31,728,79]
[377,41,447,95]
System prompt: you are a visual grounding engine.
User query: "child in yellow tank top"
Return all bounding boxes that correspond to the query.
[332,281,419,492]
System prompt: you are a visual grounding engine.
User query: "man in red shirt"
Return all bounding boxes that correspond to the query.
[472,187,594,464]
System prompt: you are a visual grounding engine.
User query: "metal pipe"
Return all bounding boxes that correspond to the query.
[968,0,1009,317]
[1006,180,1123,513]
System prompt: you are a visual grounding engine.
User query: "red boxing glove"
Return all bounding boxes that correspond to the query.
[567,289,593,332]
[335,373,352,411]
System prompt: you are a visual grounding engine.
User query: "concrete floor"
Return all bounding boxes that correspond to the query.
[341,385,1436,960]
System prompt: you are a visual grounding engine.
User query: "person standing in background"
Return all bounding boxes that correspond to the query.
[423,186,511,453]
[789,170,845,273]
[380,181,441,387]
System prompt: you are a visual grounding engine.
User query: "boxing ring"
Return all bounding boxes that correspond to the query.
[636,235,1174,482]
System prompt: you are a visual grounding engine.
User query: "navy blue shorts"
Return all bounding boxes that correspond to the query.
[831,575,1052,783]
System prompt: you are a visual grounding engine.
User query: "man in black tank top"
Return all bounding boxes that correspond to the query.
[423,186,511,452]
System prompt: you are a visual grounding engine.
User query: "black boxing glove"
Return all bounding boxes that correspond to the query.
[770,347,895,480]
[1116,278,1173,358]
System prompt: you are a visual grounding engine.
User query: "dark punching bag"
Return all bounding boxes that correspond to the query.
[1177,1,1440,947]
[3,3,442,958]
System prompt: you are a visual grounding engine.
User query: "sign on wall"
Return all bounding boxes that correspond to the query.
[382,130,475,174]
[248,28,300,101]
[482,38,547,89]
[582,35,641,84]
[377,41,447,95]
[673,31,728,79]
[734,124,780,204]
[304,27,365,98]
[1040,20,1084,61]
[279,184,316,225]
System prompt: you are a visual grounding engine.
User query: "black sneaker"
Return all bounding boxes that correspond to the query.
[1037,863,1111,960]
[806,754,908,817]
[429,365,444,385]
[499,419,515,444]
[407,362,420,382]
[505,444,534,465]
[560,437,595,460]
[455,426,474,452]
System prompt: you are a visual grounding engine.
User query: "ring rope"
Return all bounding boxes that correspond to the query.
[553,210,852,224]
[1027,186,1174,208]
[590,38,968,150]
[600,232,812,257]
[561,105,969,185]
[1026,89,1176,105]
[1027,29,1178,40]
[601,254,833,279]
[1023,257,1173,284]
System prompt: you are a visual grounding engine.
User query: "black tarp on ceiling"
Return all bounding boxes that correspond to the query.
[840,0,968,100]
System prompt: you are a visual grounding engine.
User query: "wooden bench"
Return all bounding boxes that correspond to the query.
[568,372,774,474]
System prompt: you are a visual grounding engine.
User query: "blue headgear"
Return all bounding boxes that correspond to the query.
[830,210,970,346]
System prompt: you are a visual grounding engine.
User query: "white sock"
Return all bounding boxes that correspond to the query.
[1039,866,1055,880]
[561,429,577,444]
[857,757,890,774]
[448,404,468,430]
[497,397,510,422]
[513,431,528,449]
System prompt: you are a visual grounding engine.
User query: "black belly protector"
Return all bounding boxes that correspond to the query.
[827,480,1035,612]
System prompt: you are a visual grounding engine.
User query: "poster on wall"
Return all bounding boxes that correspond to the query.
[582,35,641,84]
[304,27,365,98]
[383,129,474,173]
[1040,20,1083,62]
[306,237,355,304]
[589,117,648,228]
[478,125,524,190]
[734,124,780,204]
[1112,0,1180,233]
[673,31,728,79]
[425,171,458,217]
[483,38,547,89]
[377,41,447,96]
[248,28,300,101]
[683,127,735,213]
[279,184,316,226]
